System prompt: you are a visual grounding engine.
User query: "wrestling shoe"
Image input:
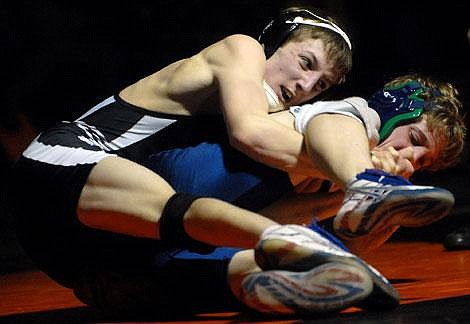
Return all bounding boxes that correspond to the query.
[334,169,455,251]
[255,223,400,310]
[241,262,373,315]
[255,224,355,271]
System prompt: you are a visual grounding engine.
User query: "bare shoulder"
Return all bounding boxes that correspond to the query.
[119,34,265,114]
[221,34,263,50]
[202,34,266,65]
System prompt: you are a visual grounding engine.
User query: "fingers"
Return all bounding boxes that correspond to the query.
[371,147,400,174]
[371,147,414,177]
[398,147,415,179]
[400,147,414,161]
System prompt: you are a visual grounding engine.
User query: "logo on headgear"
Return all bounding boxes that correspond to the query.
[368,81,426,142]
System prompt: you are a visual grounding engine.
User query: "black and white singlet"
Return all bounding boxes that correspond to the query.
[11,95,229,286]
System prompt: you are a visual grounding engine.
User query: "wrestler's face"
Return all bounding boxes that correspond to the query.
[372,116,440,179]
[264,38,338,107]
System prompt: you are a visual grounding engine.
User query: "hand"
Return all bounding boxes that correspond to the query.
[371,147,414,179]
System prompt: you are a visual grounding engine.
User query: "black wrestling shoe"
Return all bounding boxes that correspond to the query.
[444,224,470,250]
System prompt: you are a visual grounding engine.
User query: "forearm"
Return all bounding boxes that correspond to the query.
[228,114,319,174]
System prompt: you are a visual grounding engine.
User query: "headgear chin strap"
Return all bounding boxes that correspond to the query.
[368,81,426,142]
[259,8,352,59]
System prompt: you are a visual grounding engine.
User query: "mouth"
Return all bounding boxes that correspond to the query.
[280,86,294,104]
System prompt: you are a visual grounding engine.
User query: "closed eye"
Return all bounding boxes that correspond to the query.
[410,127,428,147]
[410,130,421,146]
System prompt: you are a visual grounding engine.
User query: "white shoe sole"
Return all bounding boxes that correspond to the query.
[255,225,400,310]
[241,262,373,315]
[334,186,455,239]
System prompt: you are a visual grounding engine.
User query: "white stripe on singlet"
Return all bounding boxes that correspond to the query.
[74,115,177,151]
[76,96,116,120]
[23,140,115,166]
[24,113,177,166]
[108,115,177,148]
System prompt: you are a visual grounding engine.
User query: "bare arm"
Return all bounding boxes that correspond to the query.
[122,34,316,173]
[204,35,317,173]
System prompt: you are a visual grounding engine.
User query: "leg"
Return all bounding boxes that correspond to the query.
[78,156,277,248]
[74,247,372,316]
[304,114,455,252]
[74,247,245,315]
[227,250,372,315]
[230,241,404,315]
[259,190,344,224]
[252,224,400,311]
[334,169,455,253]
[79,156,388,279]
[304,113,374,190]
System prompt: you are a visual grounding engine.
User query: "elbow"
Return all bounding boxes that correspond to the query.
[228,124,298,169]
[228,123,265,158]
[229,127,257,153]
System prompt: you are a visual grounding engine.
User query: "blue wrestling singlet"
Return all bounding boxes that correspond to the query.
[145,141,293,211]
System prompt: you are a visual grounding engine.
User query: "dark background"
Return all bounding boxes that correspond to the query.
[1,0,469,273]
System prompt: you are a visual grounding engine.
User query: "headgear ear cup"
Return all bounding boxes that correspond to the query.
[258,8,352,58]
[368,81,426,142]
[259,15,297,58]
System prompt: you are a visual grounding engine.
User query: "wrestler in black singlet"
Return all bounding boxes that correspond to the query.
[11,94,290,296]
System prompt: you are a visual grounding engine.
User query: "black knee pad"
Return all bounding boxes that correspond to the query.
[159,193,214,253]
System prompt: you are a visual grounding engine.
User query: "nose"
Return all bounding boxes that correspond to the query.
[400,146,428,171]
[297,72,320,94]
[411,147,430,170]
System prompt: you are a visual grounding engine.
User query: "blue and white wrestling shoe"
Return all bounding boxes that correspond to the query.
[334,169,455,251]
[241,261,372,315]
[254,224,400,311]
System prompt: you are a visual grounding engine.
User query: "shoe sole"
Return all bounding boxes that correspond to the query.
[241,262,373,315]
[255,229,400,310]
[335,187,455,239]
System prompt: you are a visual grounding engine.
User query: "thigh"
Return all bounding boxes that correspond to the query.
[78,156,176,239]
